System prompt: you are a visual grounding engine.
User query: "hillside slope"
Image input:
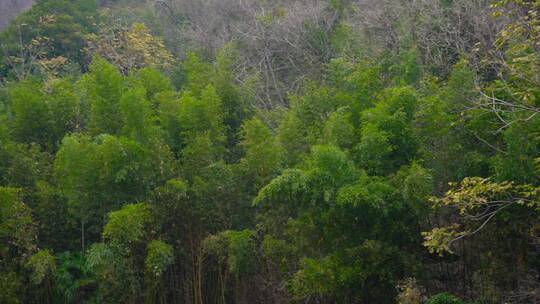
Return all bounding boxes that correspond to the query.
[0,0,33,29]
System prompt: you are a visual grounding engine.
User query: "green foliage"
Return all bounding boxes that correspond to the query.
[26,249,57,285]
[80,56,124,135]
[396,278,426,304]
[213,45,250,145]
[223,230,258,276]
[145,240,174,278]
[130,67,174,102]
[289,84,343,143]
[54,252,93,303]
[0,187,37,302]
[239,117,283,188]
[492,0,540,106]
[289,240,403,303]
[277,111,310,166]
[289,256,339,297]
[0,272,23,304]
[394,162,433,211]
[0,187,36,256]
[0,139,52,188]
[204,229,258,277]
[86,242,138,302]
[322,108,355,149]
[354,123,393,175]
[7,78,79,150]
[178,85,224,143]
[0,0,99,79]
[46,79,81,140]
[1,2,539,302]
[359,86,419,171]
[86,22,173,74]
[426,293,465,304]
[7,80,50,147]
[443,59,476,107]
[413,93,464,186]
[305,145,359,192]
[156,90,182,152]
[55,134,152,206]
[254,168,304,202]
[181,52,214,96]
[180,133,217,177]
[256,142,420,302]
[390,49,423,86]
[326,58,382,112]
[119,87,155,143]
[261,235,296,271]
[423,177,540,255]
[494,119,540,184]
[103,202,152,246]
[55,134,161,245]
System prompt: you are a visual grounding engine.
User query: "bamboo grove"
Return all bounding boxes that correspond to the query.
[0,0,539,303]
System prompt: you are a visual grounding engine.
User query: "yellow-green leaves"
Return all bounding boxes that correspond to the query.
[203,229,257,277]
[422,225,466,256]
[86,23,173,73]
[26,249,56,285]
[0,187,37,257]
[103,202,152,247]
[145,240,174,278]
[239,117,284,188]
[354,123,393,175]
[423,177,540,255]
[80,56,124,136]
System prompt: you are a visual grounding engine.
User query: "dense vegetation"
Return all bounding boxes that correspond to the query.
[0,0,539,303]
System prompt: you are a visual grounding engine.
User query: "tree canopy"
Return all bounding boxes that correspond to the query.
[0,0,538,303]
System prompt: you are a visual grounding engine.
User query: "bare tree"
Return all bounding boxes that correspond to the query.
[154,0,341,107]
[349,0,502,75]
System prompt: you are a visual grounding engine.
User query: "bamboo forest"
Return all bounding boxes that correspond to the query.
[0,0,539,303]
